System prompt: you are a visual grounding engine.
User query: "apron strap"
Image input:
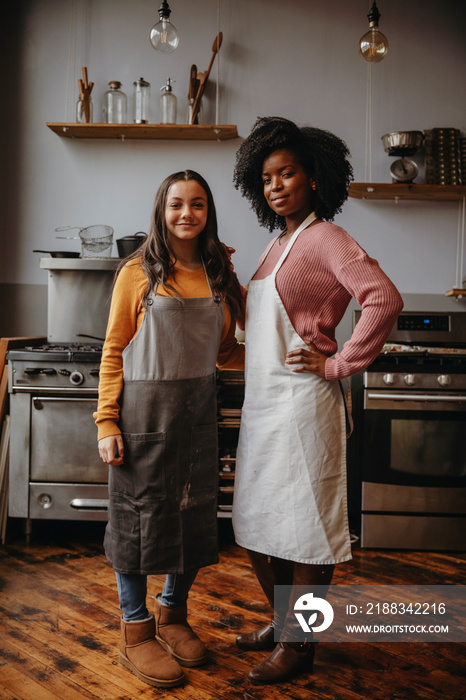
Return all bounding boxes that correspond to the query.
[271,212,317,278]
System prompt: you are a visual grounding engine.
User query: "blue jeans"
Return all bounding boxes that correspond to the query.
[116,570,199,621]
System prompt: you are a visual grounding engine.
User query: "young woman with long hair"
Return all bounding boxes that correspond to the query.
[95,169,244,688]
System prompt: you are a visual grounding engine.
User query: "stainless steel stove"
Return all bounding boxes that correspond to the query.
[7,258,118,527]
[351,310,466,551]
[9,343,102,390]
[8,342,109,522]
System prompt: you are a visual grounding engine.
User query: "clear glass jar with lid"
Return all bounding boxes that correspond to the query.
[102,81,127,124]
[133,77,151,124]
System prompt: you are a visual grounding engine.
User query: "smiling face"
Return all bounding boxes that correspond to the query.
[165,179,208,246]
[261,148,315,231]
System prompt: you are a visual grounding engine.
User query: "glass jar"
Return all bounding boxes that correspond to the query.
[76,94,93,123]
[187,97,203,125]
[102,81,127,124]
[133,77,151,124]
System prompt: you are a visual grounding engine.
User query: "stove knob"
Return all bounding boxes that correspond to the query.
[37,493,52,509]
[437,374,452,387]
[403,374,416,386]
[69,370,84,386]
[383,373,395,385]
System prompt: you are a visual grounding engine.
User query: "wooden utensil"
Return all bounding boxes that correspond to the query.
[188,64,197,100]
[190,32,223,125]
[77,66,92,123]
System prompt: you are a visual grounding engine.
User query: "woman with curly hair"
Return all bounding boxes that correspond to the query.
[232,117,403,685]
[95,170,244,688]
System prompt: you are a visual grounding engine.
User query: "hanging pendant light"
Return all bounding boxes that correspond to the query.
[150,1,179,53]
[358,1,389,63]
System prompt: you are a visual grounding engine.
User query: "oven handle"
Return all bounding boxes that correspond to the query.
[33,396,98,403]
[366,392,466,403]
[70,498,108,511]
[33,396,98,409]
[13,386,98,395]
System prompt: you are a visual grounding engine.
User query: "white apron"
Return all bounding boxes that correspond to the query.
[232,214,352,565]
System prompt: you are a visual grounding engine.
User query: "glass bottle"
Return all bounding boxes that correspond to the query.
[159,77,177,124]
[133,77,151,124]
[187,97,203,125]
[76,93,93,123]
[102,81,127,123]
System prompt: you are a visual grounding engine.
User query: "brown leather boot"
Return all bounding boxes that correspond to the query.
[236,550,293,651]
[119,615,185,688]
[154,595,207,667]
[247,563,334,685]
[248,640,315,685]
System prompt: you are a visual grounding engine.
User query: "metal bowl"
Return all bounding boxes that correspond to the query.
[381,131,424,156]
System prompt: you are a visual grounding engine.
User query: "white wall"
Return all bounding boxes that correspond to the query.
[2,0,466,335]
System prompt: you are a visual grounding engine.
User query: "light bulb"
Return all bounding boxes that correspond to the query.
[358,1,389,63]
[149,1,179,53]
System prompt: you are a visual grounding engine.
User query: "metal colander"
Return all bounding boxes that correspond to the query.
[55,225,114,258]
[79,225,114,258]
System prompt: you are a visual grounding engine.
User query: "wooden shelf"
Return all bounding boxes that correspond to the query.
[46,122,238,141]
[349,183,466,201]
[445,288,466,298]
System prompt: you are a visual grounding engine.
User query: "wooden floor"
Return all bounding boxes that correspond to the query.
[0,518,465,700]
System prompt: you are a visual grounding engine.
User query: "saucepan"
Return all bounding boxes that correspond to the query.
[116,232,147,258]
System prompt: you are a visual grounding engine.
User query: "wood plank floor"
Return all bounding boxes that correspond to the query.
[0,518,465,700]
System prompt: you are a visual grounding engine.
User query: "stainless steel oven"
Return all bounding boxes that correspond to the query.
[8,344,108,521]
[351,310,466,550]
[7,257,117,526]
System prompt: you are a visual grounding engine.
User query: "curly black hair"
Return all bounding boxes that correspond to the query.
[233,116,354,231]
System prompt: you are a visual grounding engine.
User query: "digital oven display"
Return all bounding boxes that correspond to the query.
[397,314,450,332]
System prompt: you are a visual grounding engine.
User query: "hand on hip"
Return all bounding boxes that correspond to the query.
[285,342,327,378]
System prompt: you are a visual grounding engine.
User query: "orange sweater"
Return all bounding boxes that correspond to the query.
[94,259,245,440]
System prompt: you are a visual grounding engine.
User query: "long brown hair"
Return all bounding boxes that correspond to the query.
[117,170,243,320]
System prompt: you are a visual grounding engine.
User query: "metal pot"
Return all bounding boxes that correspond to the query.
[116,232,147,258]
[381,131,424,157]
[33,249,81,258]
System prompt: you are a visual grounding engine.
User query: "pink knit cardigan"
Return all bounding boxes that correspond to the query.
[250,221,403,380]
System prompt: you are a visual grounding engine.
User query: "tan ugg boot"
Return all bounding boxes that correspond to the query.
[154,595,207,667]
[119,614,185,687]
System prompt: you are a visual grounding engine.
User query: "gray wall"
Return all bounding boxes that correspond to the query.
[2,0,466,337]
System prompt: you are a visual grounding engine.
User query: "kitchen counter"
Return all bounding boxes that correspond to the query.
[39,258,120,271]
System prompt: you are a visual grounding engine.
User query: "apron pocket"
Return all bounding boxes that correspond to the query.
[121,431,167,501]
[188,423,218,494]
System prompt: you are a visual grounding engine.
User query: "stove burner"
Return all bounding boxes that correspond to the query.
[6,342,103,364]
[22,343,103,353]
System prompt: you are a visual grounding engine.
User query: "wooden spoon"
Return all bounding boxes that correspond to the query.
[188,64,197,100]
[190,32,223,124]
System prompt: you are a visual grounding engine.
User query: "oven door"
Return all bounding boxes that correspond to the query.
[360,388,466,550]
[30,395,107,483]
[362,390,466,486]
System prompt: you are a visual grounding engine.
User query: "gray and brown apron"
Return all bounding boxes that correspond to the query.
[104,282,224,575]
